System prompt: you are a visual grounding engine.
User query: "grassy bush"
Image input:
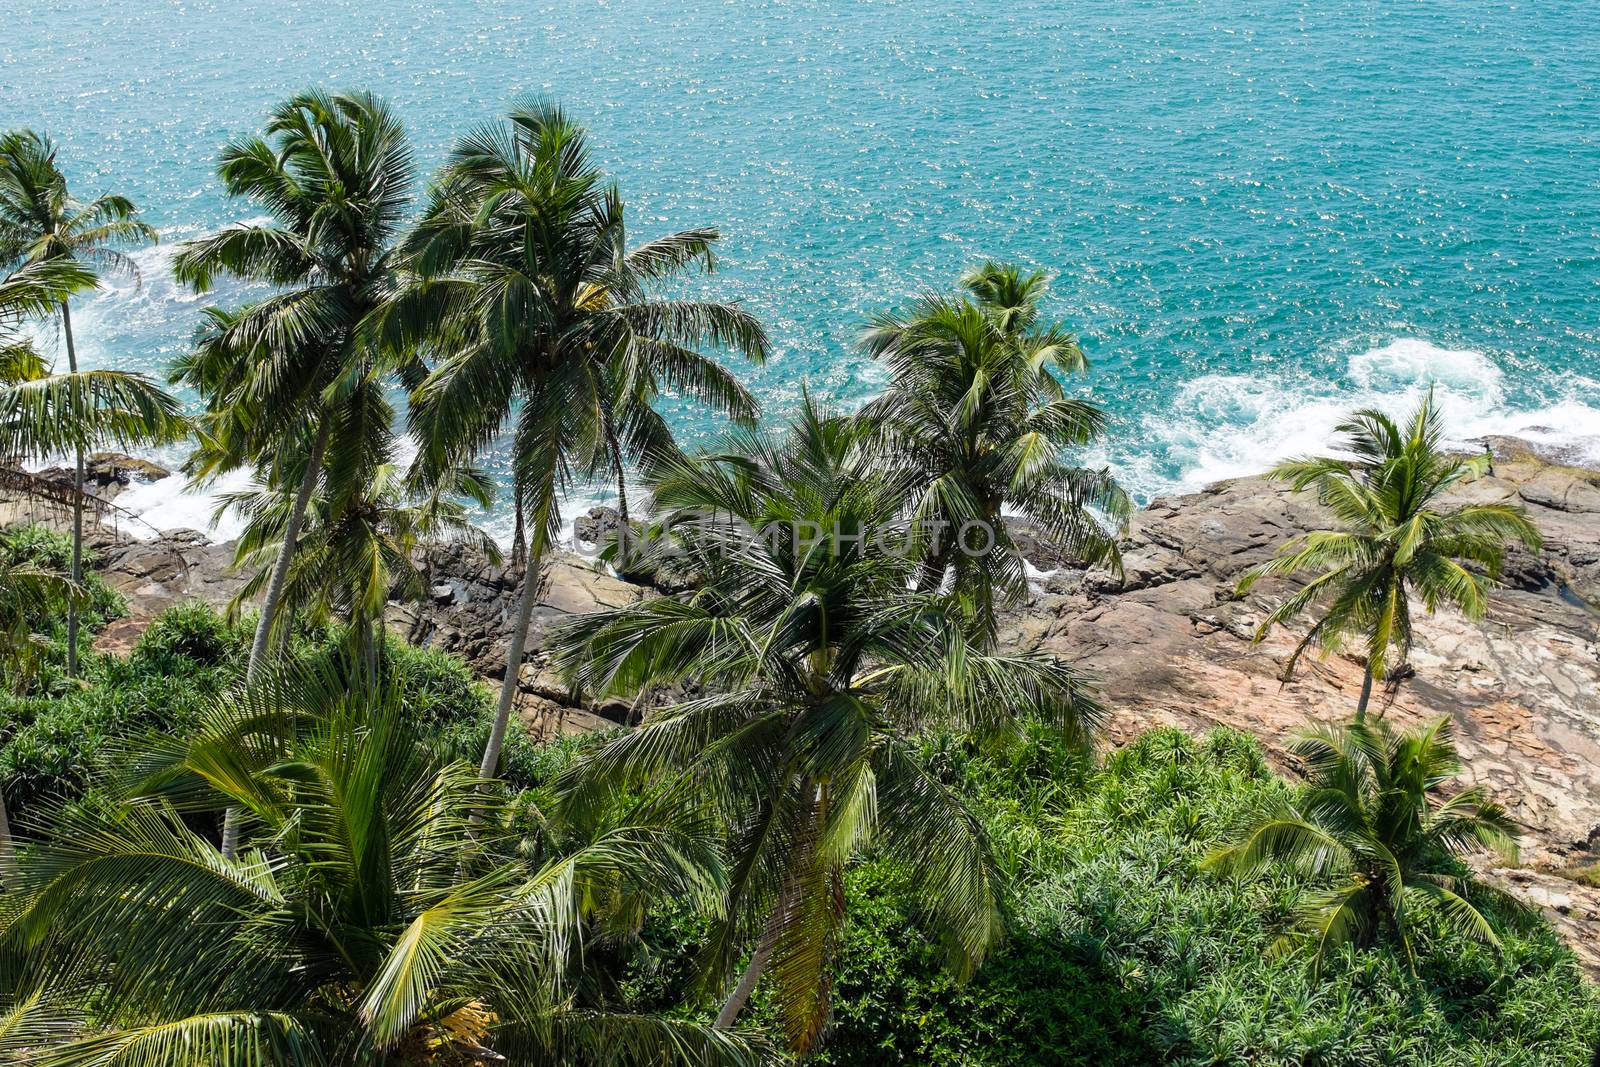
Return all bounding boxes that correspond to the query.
[0,524,123,635]
[0,602,584,820]
[5,593,1595,1064]
[0,603,249,823]
[805,728,1600,1066]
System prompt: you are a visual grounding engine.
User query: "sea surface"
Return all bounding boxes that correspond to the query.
[6,0,1599,543]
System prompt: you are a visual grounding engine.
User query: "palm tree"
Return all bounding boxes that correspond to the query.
[1205,716,1519,973]
[171,90,416,688]
[551,394,1103,1051]
[1237,392,1542,720]
[859,262,1128,642]
[0,663,764,1066]
[0,258,87,381]
[221,461,499,683]
[0,129,169,677]
[386,99,768,785]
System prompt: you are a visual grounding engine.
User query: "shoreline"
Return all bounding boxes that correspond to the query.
[13,433,1600,971]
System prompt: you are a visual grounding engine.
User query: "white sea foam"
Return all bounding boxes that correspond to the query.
[104,336,1600,543]
[1108,338,1600,501]
[115,466,255,542]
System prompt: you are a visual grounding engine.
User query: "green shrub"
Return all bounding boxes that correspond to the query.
[0,524,124,635]
[128,600,250,678]
[805,729,1600,1066]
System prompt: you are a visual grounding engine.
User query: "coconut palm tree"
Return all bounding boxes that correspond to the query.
[0,663,763,1066]
[0,258,88,381]
[221,461,499,683]
[0,130,171,677]
[551,394,1103,1052]
[859,263,1128,642]
[385,99,768,785]
[1237,391,1542,720]
[1205,715,1519,974]
[171,90,416,689]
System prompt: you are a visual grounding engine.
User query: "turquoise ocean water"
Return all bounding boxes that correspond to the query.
[6,0,1599,542]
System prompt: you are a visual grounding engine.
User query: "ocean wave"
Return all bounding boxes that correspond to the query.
[1103,338,1600,501]
[104,336,1600,544]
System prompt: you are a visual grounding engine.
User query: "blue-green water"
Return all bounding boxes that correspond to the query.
[7,0,1599,541]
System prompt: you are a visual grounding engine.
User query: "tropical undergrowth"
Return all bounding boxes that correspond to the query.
[0,600,578,833]
[629,727,1600,1066]
[3,601,1595,1064]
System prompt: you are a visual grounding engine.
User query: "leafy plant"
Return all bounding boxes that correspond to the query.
[0,662,764,1067]
[1205,715,1520,973]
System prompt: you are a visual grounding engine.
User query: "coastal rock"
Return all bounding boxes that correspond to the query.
[34,452,172,502]
[573,506,622,549]
[1004,437,1600,874]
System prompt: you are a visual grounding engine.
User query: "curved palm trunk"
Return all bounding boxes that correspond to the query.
[479,553,541,782]
[245,418,332,684]
[715,916,778,1029]
[716,868,804,1030]
[366,616,380,688]
[1355,663,1375,723]
[600,407,630,529]
[0,782,14,888]
[717,784,817,1032]
[511,483,527,568]
[221,416,332,859]
[60,301,83,678]
[599,403,632,568]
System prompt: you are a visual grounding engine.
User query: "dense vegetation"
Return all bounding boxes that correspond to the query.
[2,603,1595,1064]
[0,89,1593,1065]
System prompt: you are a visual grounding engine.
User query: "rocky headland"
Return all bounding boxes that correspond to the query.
[29,436,1600,968]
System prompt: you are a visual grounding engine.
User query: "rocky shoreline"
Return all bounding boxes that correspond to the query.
[22,436,1600,969]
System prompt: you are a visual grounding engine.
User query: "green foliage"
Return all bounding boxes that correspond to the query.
[555,394,1105,1051]
[0,524,121,633]
[127,599,248,676]
[0,603,242,822]
[1206,716,1521,972]
[1,669,762,1067]
[804,728,1600,1067]
[859,263,1129,639]
[0,603,518,826]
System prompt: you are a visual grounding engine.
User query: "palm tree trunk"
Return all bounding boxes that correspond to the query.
[60,301,83,678]
[600,408,630,530]
[367,616,380,686]
[716,924,777,1029]
[0,782,15,888]
[717,796,816,1032]
[480,554,541,782]
[511,483,527,568]
[221,416,332,859]
[599,404,632,569]
[1355,663,1375,723]
[245,417,332,685]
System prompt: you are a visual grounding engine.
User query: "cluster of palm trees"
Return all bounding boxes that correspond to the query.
[0,90,1128,1063]
[0,86,1557,1064]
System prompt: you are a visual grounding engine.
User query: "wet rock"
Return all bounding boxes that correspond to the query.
[34,452,172,502]
[573,506,622,549]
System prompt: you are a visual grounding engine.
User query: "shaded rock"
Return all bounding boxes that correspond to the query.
[573,506,622,549]
[34,452,172,502]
